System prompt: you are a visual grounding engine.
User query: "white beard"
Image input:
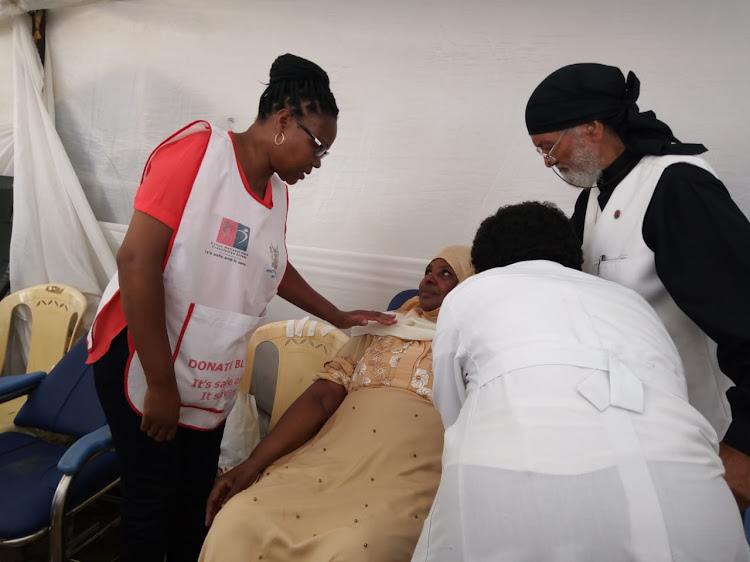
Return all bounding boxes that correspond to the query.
[557,166,602,188]
[556,135,603,188]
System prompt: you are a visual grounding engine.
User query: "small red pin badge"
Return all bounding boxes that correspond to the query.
[614,210,621,219]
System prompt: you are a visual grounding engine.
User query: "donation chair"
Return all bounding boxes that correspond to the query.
[240,317,349,433]
[0,337,119,562]
[387,289,419,311]
[0,283,88,374]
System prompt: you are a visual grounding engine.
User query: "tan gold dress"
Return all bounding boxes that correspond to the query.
[200,334,443,562]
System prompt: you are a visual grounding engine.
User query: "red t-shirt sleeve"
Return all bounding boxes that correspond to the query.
[87,128,210,364]
[133,129,211,229]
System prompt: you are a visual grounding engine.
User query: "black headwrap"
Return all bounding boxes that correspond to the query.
[525,63,706,156]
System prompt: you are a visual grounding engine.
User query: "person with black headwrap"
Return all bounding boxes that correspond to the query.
[526,62,750,511]
[87,54,395,562]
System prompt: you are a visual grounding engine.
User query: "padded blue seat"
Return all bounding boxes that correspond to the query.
[0,336,119,560]
[0,433,117,539]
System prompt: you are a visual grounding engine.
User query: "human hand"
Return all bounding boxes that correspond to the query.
[140,382,181,442]
[720,442,750,511]
[205,462,261,526]
[329,309,397,329]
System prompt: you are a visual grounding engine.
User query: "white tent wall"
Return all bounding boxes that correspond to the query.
[3,0,750,323]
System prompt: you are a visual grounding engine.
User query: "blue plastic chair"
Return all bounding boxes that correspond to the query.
[0,337,119,561]
[387,289,419,311]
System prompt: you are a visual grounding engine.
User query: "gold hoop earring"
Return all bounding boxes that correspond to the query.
[274,132,285,145]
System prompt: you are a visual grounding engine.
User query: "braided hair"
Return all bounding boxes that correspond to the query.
[257,53,339,120]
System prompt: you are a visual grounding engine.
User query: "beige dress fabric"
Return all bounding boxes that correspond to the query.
[200,333,444,562]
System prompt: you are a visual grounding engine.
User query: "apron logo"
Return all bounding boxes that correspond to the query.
[216,217,250,251]
[266,244,279,278]
[206,217,250,266]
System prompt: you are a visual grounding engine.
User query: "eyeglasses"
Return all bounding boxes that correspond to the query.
[535,129,567,167]
[296,120,330,159]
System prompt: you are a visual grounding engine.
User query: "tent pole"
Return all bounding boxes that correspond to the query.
[29,10,46,66]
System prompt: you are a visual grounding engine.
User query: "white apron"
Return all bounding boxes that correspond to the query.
[582,154,733,438]
[90,121,288,429]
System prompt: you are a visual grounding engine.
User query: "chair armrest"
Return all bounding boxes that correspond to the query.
[0,371,46,403]
[58,425,113,475]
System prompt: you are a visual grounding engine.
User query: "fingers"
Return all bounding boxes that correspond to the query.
[361,310,397,325]
[205,480,230,526]
[157,425,177,442]
[376,312,397,325]
[151,425,167,442]
[140,417,178,442]
[156,424,177,442]
[218,481,244,511]
[350,310,397,325]
[165,423,177,441]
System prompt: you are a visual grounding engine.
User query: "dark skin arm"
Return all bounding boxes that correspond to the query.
[116,218,389,441]
[117,210,180,442]
[720,441,750,511]
[205,378,346,525]
[278,262,396,328]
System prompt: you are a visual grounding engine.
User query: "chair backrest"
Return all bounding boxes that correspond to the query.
[13,336,107,437]
[0,284,87,374]
[239,318,349,431]
[388,288,419,311]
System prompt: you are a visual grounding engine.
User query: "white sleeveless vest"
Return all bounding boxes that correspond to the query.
[581,154,733,438]
[90,121,288,429]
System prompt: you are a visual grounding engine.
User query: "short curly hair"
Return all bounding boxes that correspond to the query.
[471,201,583,273]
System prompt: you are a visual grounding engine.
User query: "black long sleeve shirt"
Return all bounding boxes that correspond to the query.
[571,151,750,454]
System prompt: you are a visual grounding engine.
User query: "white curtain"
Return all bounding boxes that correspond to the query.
[4,12,114,372]
[10,14,115,297]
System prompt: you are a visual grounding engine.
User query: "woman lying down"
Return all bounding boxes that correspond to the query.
[199,246,474,562]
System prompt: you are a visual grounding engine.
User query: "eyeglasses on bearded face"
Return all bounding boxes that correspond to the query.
[535,129,568,166]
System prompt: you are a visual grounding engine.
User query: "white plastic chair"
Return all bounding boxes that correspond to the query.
[239,317,349,431]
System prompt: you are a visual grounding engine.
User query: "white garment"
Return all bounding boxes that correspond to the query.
[90,122,288,429]
[350,309,437,341]
[413,261,749,562]
[582,154,732,438]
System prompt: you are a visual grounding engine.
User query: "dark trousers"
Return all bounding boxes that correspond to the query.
[94,329,224,562]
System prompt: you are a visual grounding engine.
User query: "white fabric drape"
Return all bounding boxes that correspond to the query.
[10,14,115,296]
[6,14,114,371]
